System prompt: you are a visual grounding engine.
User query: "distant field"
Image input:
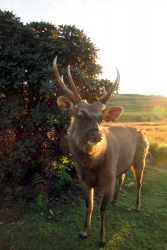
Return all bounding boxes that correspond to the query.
[106,94,167,122]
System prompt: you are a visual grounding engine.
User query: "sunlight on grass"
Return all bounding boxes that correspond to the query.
[147,128,167,145]
[106,224,131,249]
[153,104,165,117]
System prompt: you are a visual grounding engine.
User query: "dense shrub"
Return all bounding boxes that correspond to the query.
[135,115,144,122]
[0,10,114,190]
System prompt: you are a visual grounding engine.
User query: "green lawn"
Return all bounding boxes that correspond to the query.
[107,94,167,122]
[1,164,167,250]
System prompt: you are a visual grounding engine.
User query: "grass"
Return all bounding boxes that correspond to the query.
[107,94,167,122]
[0,164,167,250]
[1,94,167,250]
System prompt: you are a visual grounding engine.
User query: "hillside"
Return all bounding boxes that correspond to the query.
[106,94,167,122]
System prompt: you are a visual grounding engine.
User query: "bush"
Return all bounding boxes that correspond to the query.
[0,10,113,190]
[149,143,167,165]
[135,115,144,122]
[45,156,74,195]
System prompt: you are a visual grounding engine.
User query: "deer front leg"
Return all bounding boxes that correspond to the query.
[79,185,94,239]
[99,183,115,246]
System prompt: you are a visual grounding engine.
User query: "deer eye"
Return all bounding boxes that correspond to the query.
[97,115,103,124]
[77,113,84,120]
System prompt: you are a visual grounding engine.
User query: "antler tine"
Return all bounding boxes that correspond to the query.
[99,68,120,105]
[53,57,76,104]
[102,86,107,95]
[67,65,82,103]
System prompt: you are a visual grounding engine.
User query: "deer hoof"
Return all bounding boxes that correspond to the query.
[135,205,140,212]
[111,200,117,206]
[98,241,105,247]
[79,232,87,240]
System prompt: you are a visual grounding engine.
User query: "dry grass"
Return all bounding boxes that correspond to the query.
[104,121,167,144]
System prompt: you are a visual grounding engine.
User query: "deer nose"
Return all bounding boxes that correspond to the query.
[89,130,103,143]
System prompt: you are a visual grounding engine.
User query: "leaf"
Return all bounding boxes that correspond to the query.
[56,210,62,215]
[29,147,36,153]
[10,244,16,250]
[49,209,54,216]
[54,218,61,221]
[18,221,24,225]
[125,181,135,187]
[122,192,128,197]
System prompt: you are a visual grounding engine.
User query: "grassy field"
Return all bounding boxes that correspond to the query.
[107,94,167,122]
[0,94,167,250]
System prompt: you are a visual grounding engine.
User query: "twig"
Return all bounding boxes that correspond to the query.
[7,222,24,232]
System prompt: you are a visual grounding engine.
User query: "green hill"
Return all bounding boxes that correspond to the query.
[106,94,167,122]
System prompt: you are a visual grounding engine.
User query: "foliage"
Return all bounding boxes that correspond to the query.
[34,194,47,213]
[135,115,144,122]
[32,173,45,187]
[45,156,74,194]
[0,10,111,186]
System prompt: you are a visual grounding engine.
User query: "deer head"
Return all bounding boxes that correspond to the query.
[53,57,123,152]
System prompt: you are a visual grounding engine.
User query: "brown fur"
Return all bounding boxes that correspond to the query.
[54,57,149,245]
[57,98,149,245]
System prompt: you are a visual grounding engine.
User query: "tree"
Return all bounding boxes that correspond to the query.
[0,10,115,186]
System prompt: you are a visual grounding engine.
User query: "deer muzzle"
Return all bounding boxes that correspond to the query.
[88,129,103,145]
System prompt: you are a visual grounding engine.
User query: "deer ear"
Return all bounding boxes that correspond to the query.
[102,107,124,122]
[57,96,76,116]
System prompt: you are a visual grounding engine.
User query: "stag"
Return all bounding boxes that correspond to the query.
[53,57,149,246]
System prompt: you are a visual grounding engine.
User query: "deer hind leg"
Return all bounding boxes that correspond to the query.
[111,173,125,205]
[79,186,94,239]
[132,158,146,211]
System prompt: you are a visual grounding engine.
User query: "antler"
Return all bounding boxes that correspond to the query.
[67,65,82,103]
[54,56,119,105]
[53,56,81,104]
[99,68,120,105]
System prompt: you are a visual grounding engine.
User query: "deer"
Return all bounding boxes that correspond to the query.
[53,56,149,246]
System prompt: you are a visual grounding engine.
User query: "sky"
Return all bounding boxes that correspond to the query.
[0,0,167,96]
